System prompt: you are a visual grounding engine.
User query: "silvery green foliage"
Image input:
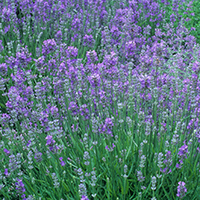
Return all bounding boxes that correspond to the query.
[78,168,88,198]
[139,155,146,168]
[151,176,156,191]
[51,172,60,188]
[157,152,164,168]
[121,164,128,178]
[0,0,199,199]
[90,170,97,187]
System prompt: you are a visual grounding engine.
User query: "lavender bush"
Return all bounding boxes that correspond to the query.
[177,0,200,45]
[0,0,200,199]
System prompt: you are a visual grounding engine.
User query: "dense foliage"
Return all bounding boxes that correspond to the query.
[0,0,200,199]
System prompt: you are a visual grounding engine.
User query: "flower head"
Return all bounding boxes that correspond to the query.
[177,181,187,199]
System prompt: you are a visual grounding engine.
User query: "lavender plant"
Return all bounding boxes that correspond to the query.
[177,0,200,45]
[0,0,200,199]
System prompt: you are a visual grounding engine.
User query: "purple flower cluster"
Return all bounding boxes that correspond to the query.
[55,30,63,45]
[99,117,114,138]
[59,157,66,166]
[34,150,43,163]
[83,34,95,48]
[68,101,79,116]
[16,46,32,69]
[0,63,7,76]
[42,39,57,57]
[65,46,78,59]
[15,178,26,199]
[160,151,172,174]
[176,144,188,169]
[177,181,187,199]
[45,135,59,154]
[2,7,12,23]
[86,50,99,65]
[105,143,116,152]
[81,195,89,200]
[0,40,4,53]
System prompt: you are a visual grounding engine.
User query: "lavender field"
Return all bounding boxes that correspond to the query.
[0,0,200,199]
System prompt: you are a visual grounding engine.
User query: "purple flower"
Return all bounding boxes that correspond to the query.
[55,30,62,45]
[125,40,136,58]
[65,46,78,59]
[48,58,57,71]
[0,113,11,128]
[138,74,151,89]
[105,143,116,152]
[68,101,79,116]
[160,151,172,174]
[42,39,57,56]
[3,148,10,155]
[16,46,32,69]
[110,26,121,45]
[177,181,187,199]
[192,61,200,73]
[79,183,87,198]
[15,178,26,194]
[162,167,172,174]
[71,124,79,132]
[4,168,9,176]
[86,50,98,64]
[68,66,78,83]
[59,157,63,161]
[136,170,145,182]
[80,104,90,120]
[49,105,59,119]
[71,17,82,32]
[89,73,101,88]
[83,34,95,48]
[27,140,31,147]
[0,63,8,76]
[21,194,26,200]
[2,7,11,22]
[99,117,114,137]
[34,56,45,72]
[45,135,59,153]
[0,40,4,52]
[57,62,66,75]
[81,195,89,200]
[105,118,114,128]
[45,135,55,146]
[59,157,66,166]
[170,13,176,23]
[102,51,118,70]
[34,151,43,162]
[49,145,59,154]
[178,145,188,157]
[9,154,18,172]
